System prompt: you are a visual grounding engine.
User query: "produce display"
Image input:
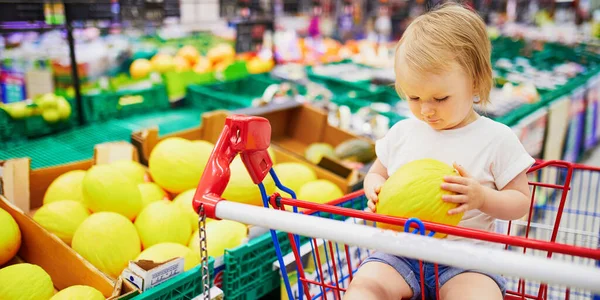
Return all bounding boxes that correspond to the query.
[0,93,72,123]
[33,200,90,245]
[304,139,376,169]
[0,208,21,266]
[0,206,106,299]
[136,242,200,272]
[296,180,344,211]
[71,212,142,278]
[43,170,86,205]
[189,220,248,258]
[50,285,105,300]
[135,200,192,249]
[82,164,143,220]
[0,263,54,299]
[148,138,213,194]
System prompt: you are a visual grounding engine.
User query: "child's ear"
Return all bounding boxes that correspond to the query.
[472,81,479,95]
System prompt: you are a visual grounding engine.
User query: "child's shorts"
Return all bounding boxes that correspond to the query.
[360,252,507,300]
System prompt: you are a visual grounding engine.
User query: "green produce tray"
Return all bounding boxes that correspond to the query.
[132,257,215,300]
[162,61,249,101]
[0,107,25,143]
[163,71,216,100]
[305,63,400,112]
[222,195,367,300]
[186,74,280,113]
[0,96,80,143]
[0,121,133,168]
[0,107,205,169]
[305,60,373,89]
[82,84,170,123]
[116,107,204,136]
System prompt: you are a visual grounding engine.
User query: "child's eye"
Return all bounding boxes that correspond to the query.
[434,96,449,102]
[409,97,420,101]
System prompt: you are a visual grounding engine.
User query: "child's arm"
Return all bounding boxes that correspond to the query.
[441,162,530,220]
[365,159,389,212]
[479,170,530,220]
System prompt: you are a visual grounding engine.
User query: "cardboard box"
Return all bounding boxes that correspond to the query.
[0,141,139,215]
[0,196,138,299]
[131,102,370,193]
[0,142,141,299]
[122,258,185,292]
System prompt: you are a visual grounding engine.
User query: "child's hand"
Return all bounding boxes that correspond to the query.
[366,184,382,213]
[440,162,486,215]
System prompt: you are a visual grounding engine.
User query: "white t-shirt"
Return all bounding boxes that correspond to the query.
[375,116,535,245]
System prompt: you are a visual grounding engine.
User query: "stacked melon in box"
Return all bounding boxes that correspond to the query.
[25,138,242,282]
[0,205,105,299]
[25,135,344,290]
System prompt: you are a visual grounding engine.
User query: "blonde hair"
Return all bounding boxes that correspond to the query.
[394,2,493,104]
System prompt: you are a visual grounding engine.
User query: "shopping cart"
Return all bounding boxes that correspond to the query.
[192,115,600,300]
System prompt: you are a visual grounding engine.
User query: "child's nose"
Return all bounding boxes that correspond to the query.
[421,105,436,117]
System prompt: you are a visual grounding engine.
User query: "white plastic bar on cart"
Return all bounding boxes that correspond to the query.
[214,200,600,294]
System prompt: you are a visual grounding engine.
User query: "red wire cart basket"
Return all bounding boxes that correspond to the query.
[192,115,600,300]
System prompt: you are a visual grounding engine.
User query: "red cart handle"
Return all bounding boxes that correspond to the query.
[192,115,273,219]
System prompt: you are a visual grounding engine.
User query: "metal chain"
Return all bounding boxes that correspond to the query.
[198,204,210,300]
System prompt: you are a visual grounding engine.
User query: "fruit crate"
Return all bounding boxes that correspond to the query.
[0,106,25,143]
[163,71,216,101]
[24,96,80,138]
[305,60,373,89]
[305,65,397,112]
[222,195,367,300]
[132,257,215,300]
[162,61,248,101]
[186,73,284,113]
[0,107,206,170]
[0,96,79,142]
[114,107,204,137]
[0,121,134,169]
[82,84,170,123]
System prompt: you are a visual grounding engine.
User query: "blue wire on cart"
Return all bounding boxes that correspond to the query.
[404,218,436,237]
[265,169,306,300]
[259,182,295,300]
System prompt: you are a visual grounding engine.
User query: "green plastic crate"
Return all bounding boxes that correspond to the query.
[222,196,367,300]
[0,106,206,169]
[0,121,133,169]
[132,257,215,300]
[0,137,90,168]
[186,74,281,113]
[82,84,170,123]
[163,71,216,100]
[304,64,397,112]
[0,96,79,142]
[0,107,24,143]
[114,107,204,136]
[305,60,373,89]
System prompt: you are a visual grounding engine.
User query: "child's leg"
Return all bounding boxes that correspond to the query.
[344,252,417,300]
[439,271,505,300]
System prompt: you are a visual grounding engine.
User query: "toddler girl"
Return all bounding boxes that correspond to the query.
[344,3,534,300]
